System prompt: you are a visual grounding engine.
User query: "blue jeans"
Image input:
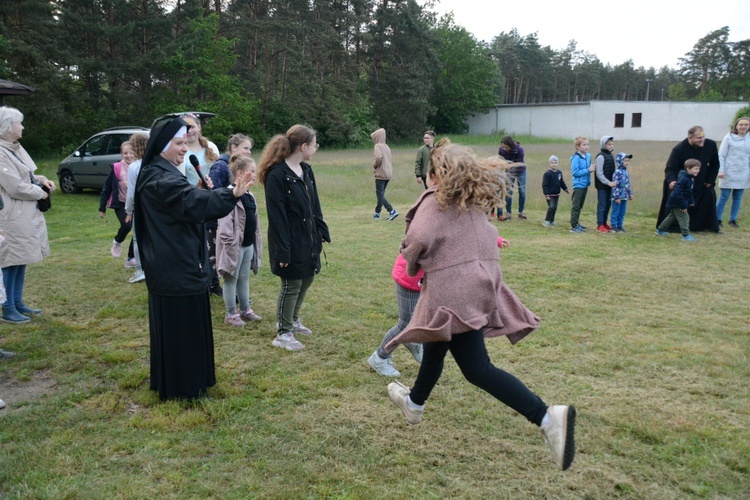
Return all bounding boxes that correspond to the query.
[716,188,744,222]
[375,179,393,214]
[2,264,26,308]
[610,199,627,229]
[222,245,254,314]
[596,188,612,226]
[501,171,526,214]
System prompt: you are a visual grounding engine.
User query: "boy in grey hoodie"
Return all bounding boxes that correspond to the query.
[371,128,398,220]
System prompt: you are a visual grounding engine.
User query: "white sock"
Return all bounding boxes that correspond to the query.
[541,413,550,428]
[406,396,424,410]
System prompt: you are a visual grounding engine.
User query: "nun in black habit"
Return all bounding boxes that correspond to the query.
[656,126,721,233]
[134,117,253,400]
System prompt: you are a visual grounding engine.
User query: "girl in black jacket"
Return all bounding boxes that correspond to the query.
[258,124,330,351]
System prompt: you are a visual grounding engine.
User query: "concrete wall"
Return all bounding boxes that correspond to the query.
[466,101,748,142]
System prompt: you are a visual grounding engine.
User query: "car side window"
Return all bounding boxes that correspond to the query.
[105,135,128,155]
[82,135,106,157]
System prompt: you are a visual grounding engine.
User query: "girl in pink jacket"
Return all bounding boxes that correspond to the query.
[216,154,263,327]
[385,140,577,471]
[368,237,508,377]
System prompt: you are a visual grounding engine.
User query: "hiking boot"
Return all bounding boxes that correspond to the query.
[368,351,401,377]
[387,209,399,221]
[387,381,424,424]
[224,312,245,328]
[129,270,146,283]
[655,229,668,237]
[405,343,423,363]
[272,332,305,351]
[111,239,122,258]
[517,212,528,220]
[540,405,576,471]
[239,307,262,322]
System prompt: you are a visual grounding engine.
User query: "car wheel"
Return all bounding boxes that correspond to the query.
[58,171,82,194]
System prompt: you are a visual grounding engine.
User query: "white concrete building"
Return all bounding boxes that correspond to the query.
[466,101,748,142]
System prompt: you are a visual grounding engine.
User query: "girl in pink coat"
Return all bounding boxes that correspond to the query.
[216,154,263,327]
[385,140,577,471]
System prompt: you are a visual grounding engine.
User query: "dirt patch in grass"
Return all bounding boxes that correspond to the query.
[0,370,57,413]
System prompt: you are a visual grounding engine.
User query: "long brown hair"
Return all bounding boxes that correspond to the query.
[258,124,316,185]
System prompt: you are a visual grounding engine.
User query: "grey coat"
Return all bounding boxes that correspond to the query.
[0,139,50,267]
[216,191,263,278]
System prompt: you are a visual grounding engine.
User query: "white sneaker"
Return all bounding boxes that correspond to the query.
[124,258,137,268]
[272,332,305,351]
[543,221,552,227]
[387,381,424,424]
[111,239,122,258]
[405,343,423,363]
[540,405,576,471]
[129,270,145,283]
[276,320,312,335]
[368,351,401,377]
[0,398,5,409]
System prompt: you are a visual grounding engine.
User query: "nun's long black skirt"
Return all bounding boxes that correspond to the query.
[148,291,215,401]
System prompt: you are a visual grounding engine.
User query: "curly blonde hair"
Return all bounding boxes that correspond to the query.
[428,140,508,213]
[128,133,149,160]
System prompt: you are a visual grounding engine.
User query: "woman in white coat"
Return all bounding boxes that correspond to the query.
[717,116,750,228]
[0,107,56,323]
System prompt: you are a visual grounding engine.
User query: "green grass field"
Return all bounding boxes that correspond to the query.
[1,139,749,498]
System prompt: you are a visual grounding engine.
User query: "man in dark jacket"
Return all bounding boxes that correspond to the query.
[656,126,721,233]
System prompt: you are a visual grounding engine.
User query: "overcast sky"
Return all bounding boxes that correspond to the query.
[426,0,750,69]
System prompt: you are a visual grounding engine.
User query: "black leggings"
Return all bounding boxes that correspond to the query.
[409,329,548,426]
[113,207,134,259]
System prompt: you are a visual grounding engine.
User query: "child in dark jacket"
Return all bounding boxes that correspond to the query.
[656,159,700,241]
[542,155,569,226]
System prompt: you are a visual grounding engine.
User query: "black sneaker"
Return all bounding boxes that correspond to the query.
[729,220,739,228]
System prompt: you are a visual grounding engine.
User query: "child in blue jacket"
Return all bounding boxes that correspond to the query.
[569,137,594,232]
[610,153,633,232]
